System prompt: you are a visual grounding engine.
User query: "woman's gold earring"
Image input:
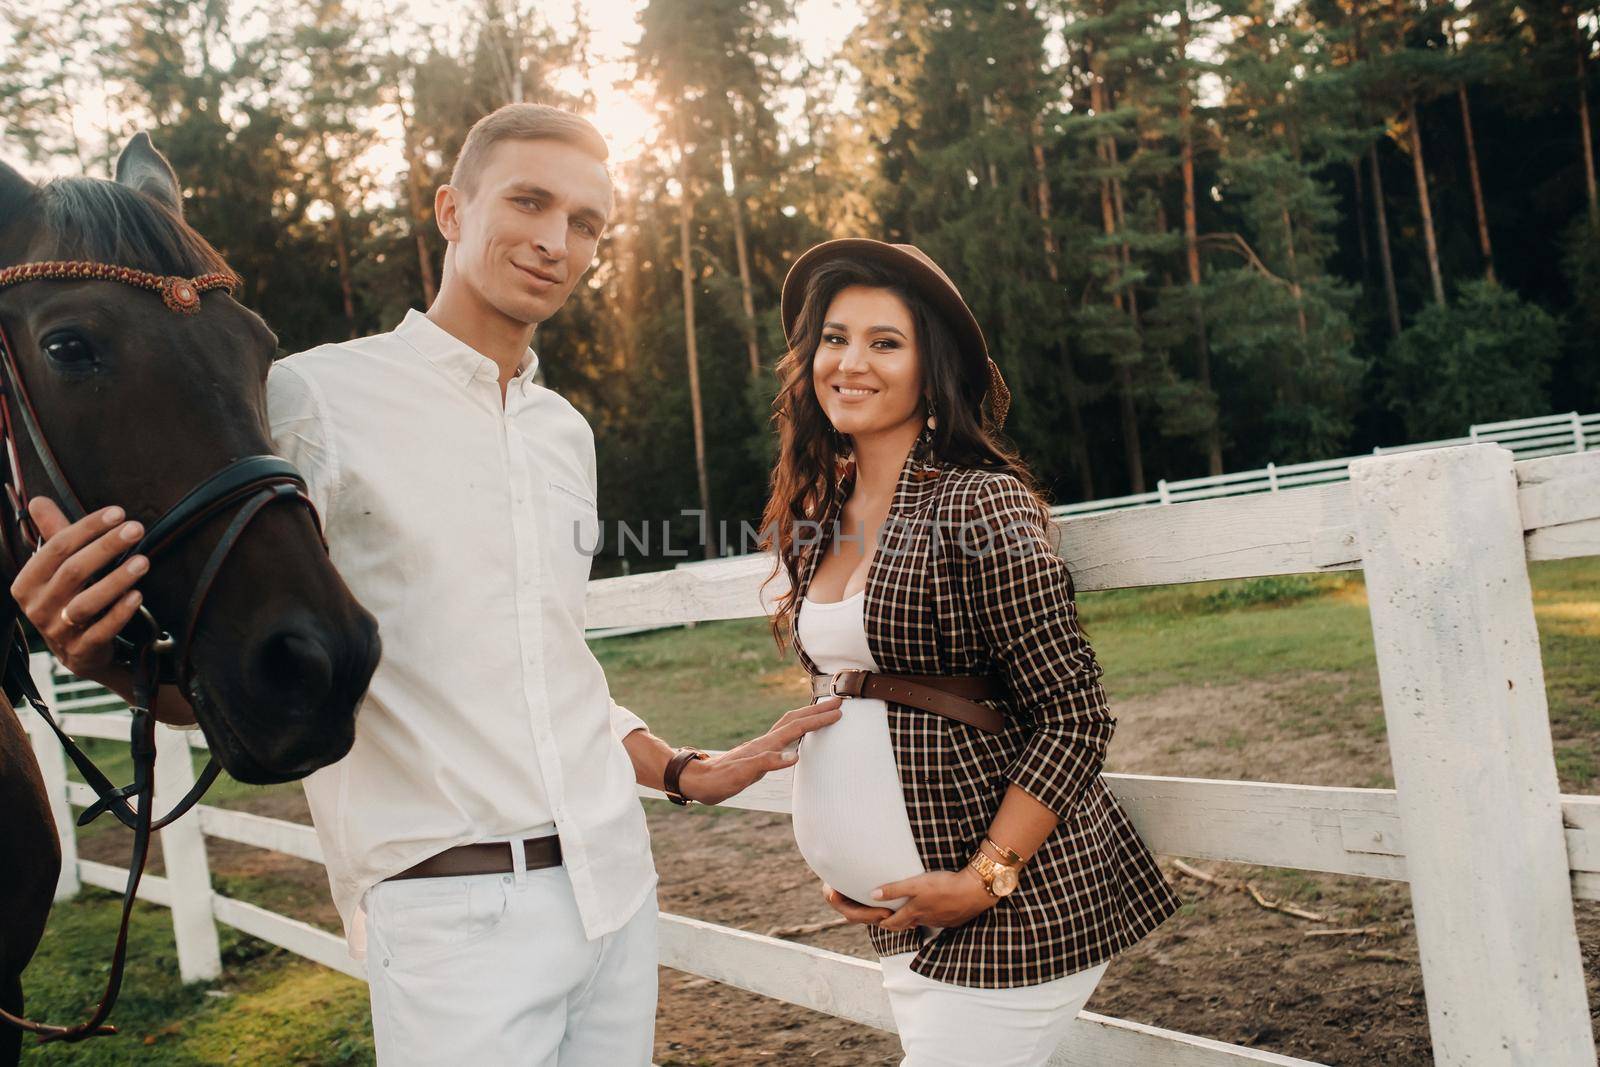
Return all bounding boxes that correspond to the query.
[831,427,854,479]
[913,408,939,477]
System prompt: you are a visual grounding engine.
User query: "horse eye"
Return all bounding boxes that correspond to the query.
[40,331,96,366]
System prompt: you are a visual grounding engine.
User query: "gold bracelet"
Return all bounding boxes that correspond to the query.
[982,837,1024,867]
[979,838,1017,870]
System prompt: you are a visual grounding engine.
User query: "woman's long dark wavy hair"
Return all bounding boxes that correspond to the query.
[760,255,1051,652]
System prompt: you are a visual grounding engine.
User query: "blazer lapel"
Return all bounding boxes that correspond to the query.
[863,448,944,674]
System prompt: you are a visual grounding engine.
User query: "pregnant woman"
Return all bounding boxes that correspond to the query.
[760,239,1182,1066]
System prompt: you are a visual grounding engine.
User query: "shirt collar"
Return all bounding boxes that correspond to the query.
[395,308,540,389]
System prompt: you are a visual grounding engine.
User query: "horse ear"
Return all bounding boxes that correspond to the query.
[115,132,183,216]
[0,157,37,258]
[0,156,34,217]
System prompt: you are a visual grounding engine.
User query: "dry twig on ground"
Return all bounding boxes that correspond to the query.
[1172,859,1331,922]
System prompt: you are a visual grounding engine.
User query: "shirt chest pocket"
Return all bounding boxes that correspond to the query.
[545,478,601,606]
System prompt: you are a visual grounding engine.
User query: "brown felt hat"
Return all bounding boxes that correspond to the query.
[780,238,1011,430]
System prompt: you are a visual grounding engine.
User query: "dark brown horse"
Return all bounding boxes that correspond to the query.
[0,134,380,1062]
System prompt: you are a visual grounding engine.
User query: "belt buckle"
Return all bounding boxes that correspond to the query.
[830,669,868,698]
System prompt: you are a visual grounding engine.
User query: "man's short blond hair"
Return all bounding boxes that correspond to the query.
[449,103,610,195]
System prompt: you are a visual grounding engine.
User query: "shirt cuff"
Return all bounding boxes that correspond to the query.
[608,698,648,740]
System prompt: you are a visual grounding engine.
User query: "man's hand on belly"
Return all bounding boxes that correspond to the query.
[635,696,843,806]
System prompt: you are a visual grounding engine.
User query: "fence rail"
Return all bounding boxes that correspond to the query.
[22,443,1600,1066]
[1051,409,1599,518]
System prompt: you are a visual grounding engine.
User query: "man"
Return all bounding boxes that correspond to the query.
[13,104,841,1064]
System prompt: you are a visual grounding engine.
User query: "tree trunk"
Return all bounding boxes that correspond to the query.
[1457,82,1496,282]
[506,3,524,103]
[1088,51,1145,495]
[1029,118,1094,499]
[1575,6,1599,225]
[1282,205,1310,341]
[615,165,641,374]
[1178,2,1223,476]
[1350,12,1399,335]
[676,125,715,559]
[1405,97,1447,306]
[1351,158,1373,290]
[722,123,762,379]
[397,79,437,305]
[1368,145,1403,337]
[319,133,358,339]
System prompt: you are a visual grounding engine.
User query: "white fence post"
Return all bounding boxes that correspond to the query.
[1573,411,1586,453]
[24,652,79,901]
[154,727,222,982]
[1350,444,1595,1066]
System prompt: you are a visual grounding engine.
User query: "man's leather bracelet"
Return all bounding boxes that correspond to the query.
[664,747,709,806]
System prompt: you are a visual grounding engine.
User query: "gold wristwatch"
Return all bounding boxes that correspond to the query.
[967,845,1022,898]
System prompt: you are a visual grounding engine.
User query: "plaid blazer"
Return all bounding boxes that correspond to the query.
[792,449,1182,988]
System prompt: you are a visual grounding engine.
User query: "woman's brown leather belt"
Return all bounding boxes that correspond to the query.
[809,668,1007,734]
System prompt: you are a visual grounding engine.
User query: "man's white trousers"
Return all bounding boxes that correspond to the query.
[364,864,658,1065]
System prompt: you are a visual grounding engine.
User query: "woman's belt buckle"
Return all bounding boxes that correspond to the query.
[830,668,869,698]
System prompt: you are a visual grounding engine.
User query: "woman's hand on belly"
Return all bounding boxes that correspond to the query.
[869,868,999,932]
[821,883,895,926]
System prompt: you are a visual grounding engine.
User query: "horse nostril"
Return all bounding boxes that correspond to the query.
[253,626,335,714]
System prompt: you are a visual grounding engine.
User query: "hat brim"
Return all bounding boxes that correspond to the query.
[780,238,991,392]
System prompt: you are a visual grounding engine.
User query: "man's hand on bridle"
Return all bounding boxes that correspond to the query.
[11,497,146,684]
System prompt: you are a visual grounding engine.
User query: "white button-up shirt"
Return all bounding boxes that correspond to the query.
[267,309,655,957]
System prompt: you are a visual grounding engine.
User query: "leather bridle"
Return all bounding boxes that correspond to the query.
[0,261,326,1044]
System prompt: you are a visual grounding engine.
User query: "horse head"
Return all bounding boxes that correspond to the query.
[0,135,379,785]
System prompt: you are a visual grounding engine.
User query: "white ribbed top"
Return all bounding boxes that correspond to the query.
[792,590,926,911]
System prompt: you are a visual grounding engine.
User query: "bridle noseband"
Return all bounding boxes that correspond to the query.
[0,260,327,1044]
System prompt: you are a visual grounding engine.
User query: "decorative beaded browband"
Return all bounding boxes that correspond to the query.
[0,260,238,315]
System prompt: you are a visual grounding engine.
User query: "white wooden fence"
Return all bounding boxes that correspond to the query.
[21,443,1600,1066]
[1052,409,1599,517]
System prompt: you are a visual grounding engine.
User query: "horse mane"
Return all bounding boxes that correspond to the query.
[37,178,230,278]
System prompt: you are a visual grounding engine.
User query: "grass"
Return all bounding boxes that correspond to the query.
[19,894,372,1065]
[23,557,1598,1064]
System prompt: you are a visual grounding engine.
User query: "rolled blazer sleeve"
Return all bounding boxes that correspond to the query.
[965,475,1115,822]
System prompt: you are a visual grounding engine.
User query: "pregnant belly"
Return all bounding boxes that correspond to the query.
[790,697,925,909]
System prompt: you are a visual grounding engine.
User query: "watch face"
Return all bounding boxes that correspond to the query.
[992,866,1019,896]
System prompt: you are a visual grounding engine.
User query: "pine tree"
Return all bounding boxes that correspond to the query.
[1208,0,1365,461]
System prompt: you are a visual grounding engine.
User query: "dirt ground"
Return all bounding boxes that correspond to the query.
[79,673,1600,1066]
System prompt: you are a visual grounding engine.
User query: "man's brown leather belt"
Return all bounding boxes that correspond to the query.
[810,668,1007,734]
[385,835,562,881]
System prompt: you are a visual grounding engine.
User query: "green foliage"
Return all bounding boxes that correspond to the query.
[1199,574,1326,611]
[1560,216,1600,407]
[1,0,1595,532]
[1381,279,1559,440]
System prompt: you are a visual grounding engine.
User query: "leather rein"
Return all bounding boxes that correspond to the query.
[0,261,325,1044]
